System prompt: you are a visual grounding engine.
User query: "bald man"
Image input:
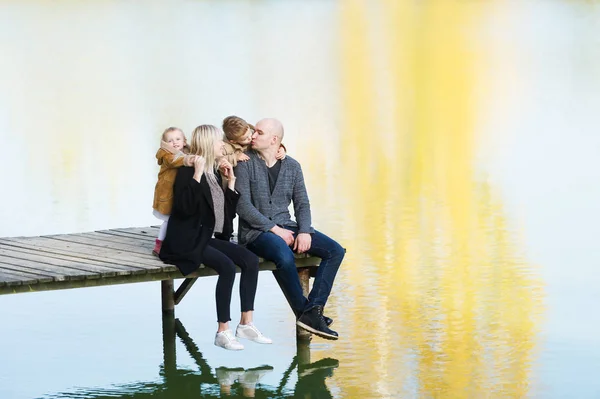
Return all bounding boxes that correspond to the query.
[234,118,344,340]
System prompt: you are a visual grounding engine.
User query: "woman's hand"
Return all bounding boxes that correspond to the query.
[218,158,236,190]
[192,156,206,182]
[218,158,233,177]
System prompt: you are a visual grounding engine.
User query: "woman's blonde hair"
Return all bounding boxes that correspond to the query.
[189,124,225,182]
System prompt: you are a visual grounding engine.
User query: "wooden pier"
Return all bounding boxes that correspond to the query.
[0,225,320,339]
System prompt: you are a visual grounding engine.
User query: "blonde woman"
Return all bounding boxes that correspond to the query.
[159,124,272,350]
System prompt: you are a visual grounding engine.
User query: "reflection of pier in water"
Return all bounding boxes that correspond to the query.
[42,315,339,399]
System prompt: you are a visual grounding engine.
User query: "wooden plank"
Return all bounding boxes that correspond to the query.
[0,267,38,285]
[0,243,132,277]
[80,232,156,248]
[0,262,54,283]
[0,271,24,287]
[0,269,186,294]
[94,229,155,242]
[48,234,157,258]
[0,225,322,296]
[115,226,159,236]
[0,258,320,295]
[0,258,72,281]
[97,227,157,240]
[0,248,112,280]
[0,238,166,273]
[0,247,103,279]
[36,237,158,266]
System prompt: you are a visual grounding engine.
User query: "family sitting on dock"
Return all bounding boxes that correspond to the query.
[151,116,345,350]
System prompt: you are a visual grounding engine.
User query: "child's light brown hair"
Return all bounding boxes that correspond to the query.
[161,126,184,141]
[222,116,254,142]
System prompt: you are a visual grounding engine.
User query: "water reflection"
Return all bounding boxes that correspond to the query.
[319,1,546,397]
[5,0,594,396]
[40,316,339,399]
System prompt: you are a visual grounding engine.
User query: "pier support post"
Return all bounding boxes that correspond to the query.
[161,309,176,378]
[161,279,175,313]
[296,267,312,341]
[296,340,311,366]
[161,279,176,379]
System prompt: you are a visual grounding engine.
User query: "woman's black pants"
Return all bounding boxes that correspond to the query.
[202,238,260,323]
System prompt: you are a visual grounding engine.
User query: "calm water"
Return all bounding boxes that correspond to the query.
[1,1,599,398]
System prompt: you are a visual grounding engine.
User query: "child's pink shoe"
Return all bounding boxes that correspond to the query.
[152,239,162,257]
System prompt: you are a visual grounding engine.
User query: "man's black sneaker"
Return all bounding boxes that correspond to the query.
[294,309,334,327]
[296,306,339,340]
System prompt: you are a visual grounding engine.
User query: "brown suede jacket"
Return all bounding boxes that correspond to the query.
[223,141,287,167]
[223,141,247,167]
[153,141,191,215]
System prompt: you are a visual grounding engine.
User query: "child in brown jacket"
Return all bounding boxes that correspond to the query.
[152,127,195,255]
[222,116,286,167]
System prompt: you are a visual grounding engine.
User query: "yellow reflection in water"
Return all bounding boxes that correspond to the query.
[327,1,544,397]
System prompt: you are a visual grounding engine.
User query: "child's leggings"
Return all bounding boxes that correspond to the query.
[152,210,170,241]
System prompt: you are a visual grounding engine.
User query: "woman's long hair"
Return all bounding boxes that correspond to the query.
[189,124,224,183]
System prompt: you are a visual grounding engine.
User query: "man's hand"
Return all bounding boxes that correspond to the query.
[238,152,250,162]
[293,233,311,253]
[271,225,295,246]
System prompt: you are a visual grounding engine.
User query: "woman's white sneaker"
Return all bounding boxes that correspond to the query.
[214,329,244,350]
[235,323,273,344]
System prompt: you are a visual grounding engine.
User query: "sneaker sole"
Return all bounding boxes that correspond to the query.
[215,343,244,351]
[296,321,339,340]
[236,335,273,344]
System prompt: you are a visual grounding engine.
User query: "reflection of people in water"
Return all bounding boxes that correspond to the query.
[51,317,337,399]
[175,317,282,398]
[173,317,339,398]
[216,365,274,397]
[294,357,339,399]
[48,316,339,399]
[214,358,339,398]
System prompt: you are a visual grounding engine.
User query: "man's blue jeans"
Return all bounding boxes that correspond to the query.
[247,226,345,313]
